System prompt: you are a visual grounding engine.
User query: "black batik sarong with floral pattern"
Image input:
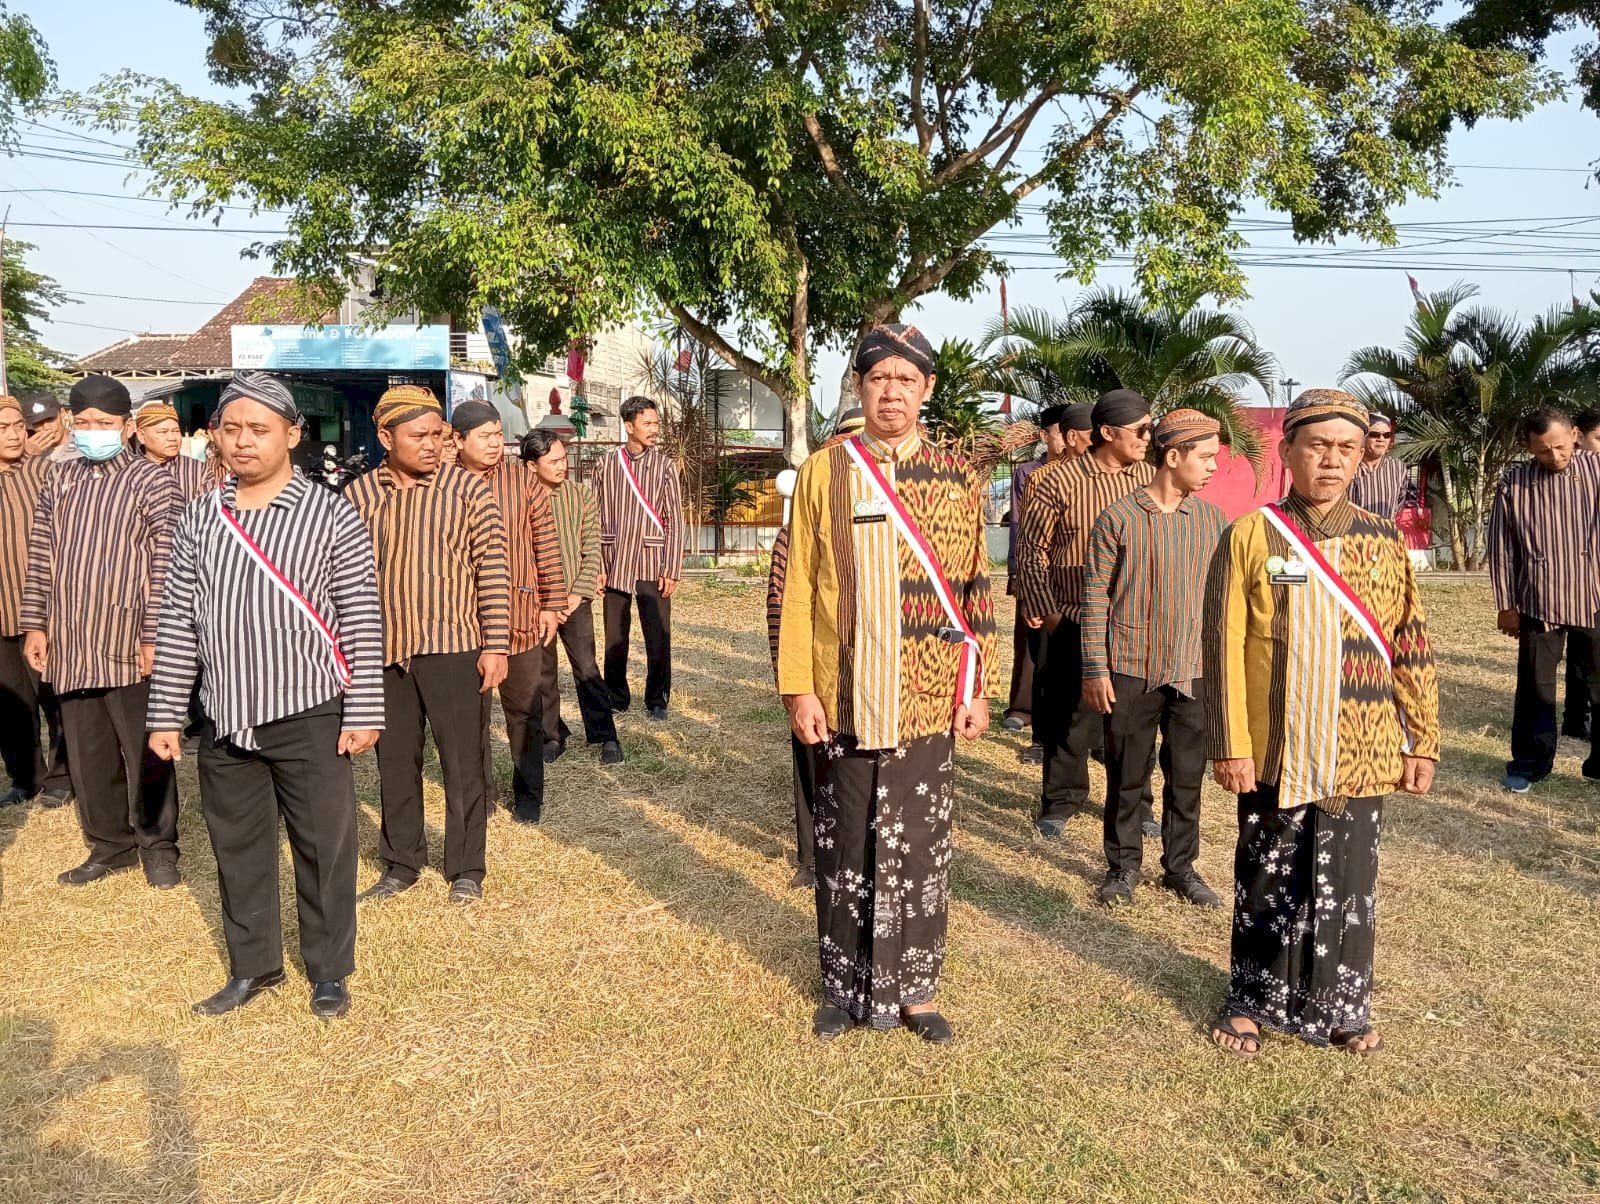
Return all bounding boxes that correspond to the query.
[1225,785,1384,1046]
[812,730,955,1028]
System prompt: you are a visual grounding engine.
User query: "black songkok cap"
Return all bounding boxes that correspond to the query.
[450,400,501,436]
[1091,388,1150,432]
[853,323,936,378]
[1061,402,1094,432]
[69,374,132,418]
[1036,404,1067,430]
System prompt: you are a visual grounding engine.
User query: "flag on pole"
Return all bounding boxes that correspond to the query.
[565,342,586,383]
[675,346,693,373]
[1406,272,1424,310]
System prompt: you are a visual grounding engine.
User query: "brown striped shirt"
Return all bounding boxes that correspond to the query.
[1347,455,1408,520]
[344,461,511,666]
[591,445,684,592]
[1488,451,1600,629]
[550,479,602,600]
[159,452,222,502]
[1081,487,1228,691]
[1016,453,1155,622]
[20,448,184,692]
[0,454,49,637]
[474,459,565,656]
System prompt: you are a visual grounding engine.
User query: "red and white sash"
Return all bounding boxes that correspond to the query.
[1262,503,1392,667]
[615,447,664,532]
[214,487,352,685]
[844,437,983,707]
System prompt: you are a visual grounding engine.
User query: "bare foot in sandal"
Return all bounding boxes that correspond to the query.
[1330,1027,1384,1056]
[1211,1013,1262,1058]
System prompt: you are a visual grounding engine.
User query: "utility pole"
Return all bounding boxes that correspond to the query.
[0,206,11,397]
[1281,377,1301,407]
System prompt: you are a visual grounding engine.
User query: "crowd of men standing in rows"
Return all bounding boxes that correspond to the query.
[0,374,685,1019]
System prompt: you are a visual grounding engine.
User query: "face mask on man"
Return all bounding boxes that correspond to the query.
[72,429,125,462]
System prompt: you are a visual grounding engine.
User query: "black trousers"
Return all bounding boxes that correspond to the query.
[197,699,356,983]
[1036,619,1105,819]
[1005,610,1035,723]
[491,647,545,819]
[1510,618,1600,781]
[1104,674,1206,876]
[538,600,617,744]
[58,680,179,867]
[1565,629,1594,733]
[603,582,672,713]
[378,652,490,885]
[0,634,69,796]
[791,733,816,872]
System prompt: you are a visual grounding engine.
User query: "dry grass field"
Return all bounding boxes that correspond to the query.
[1,579,1597,1202]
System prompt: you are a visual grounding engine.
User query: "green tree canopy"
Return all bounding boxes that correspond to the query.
[80,0,1554,462]
[1453,3,1600,114]
[2,239,71,393]
[0,2,51,150]
[1341,283,1600,569]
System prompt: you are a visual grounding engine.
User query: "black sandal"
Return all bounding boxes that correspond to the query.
[1211,1012,1262,1059]
[1330,1027,1384,1057]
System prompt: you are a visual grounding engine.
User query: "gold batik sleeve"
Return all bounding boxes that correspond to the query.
[1203,520,1257,763]
[1390,546,1441,761]
[777,458,825,700]
[958,467,998,700]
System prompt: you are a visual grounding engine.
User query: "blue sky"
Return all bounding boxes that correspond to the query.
[15,2,1600,411]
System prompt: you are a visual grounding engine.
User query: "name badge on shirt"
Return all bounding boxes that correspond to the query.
[852,497,889,524]
[1265,554,1308,586]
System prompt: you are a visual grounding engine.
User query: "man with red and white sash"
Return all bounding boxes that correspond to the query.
[778,324,996,1045]
[591,396,683,720]
[1202,389,1439,1059]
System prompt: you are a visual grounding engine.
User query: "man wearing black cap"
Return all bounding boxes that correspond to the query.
[21,392,67,460]
[147,371,383,1019]
[453,400,565,823]
[1016,388,1154,837]
[21,374,185,888]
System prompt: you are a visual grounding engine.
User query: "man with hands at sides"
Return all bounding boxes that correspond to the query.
[778,323,996,1046]
[148,372,383,1020]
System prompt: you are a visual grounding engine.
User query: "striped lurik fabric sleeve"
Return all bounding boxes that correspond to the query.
[1486,473,1517,615]
[467,480,512,655]
[766,524,790,678]
[574,485,602,598]
[18,475,54,634]
[661,458,685,582]
[1015,465,1062,620]
[528,484,566,609]
[146,504,203,732]
[326,496,386,730]
[1079,506,1121,682]
[1203,521,1255,762]
[139,469,185,646]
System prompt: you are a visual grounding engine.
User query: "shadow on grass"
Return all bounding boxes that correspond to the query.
[0,1014,200,1200]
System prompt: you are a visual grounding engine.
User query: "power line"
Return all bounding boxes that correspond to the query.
[2,220,289,233]
[0,187,280,215]
[64,290,223,305]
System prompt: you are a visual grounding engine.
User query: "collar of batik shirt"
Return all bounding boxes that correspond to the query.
[1283,488,1354,539]
[220,467,310,512]
[1130,486,1196,516]
[858,429,922,464]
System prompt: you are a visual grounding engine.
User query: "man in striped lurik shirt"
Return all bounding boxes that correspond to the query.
[1016,389,1155,837]
[1486,407,1600,793]
[0,394,70,809]
[21,375,185,889]
[593,396,684,721]
[134,400,219,501]
[345,384,511,906]
[148,373,383,1020]
[522,429,624,765]
[452,401,565,824]
[1346,412,1408,520]
[1081,409,1228,908]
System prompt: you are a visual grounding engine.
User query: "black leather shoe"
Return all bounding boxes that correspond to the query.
[57,859,134,887]
[192,969,286,1016]
[1161,869,1221,908]
[511,802,542,824]
[310,980,350,1019]
[0,786,37,807]
[1097,868,1137,906]
[36,789,72,809]
[1034,816,1066,839]
[1019,743,1044,765]
[599,740,625,765]
[144,860,181,890]
[789,865,816,890]
[902,1010,954,1044]
[449,877,483,905]
[1141,820,1161,839]
[356,874,414,903]
[812,1004,855,1040]
[543,739,566,764]
[647,705,668,721]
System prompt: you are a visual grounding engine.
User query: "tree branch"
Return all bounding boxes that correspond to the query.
[794,50,853,198]
[667,301,790,400]
[911,0,933,155]
[929,83,1061,190]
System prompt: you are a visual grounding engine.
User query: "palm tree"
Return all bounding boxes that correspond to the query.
[1341,284,1600,569]
[922,338,1001,458]
[981,288,1278,480]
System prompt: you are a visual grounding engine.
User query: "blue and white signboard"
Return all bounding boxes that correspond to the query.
[231,324,451,371]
